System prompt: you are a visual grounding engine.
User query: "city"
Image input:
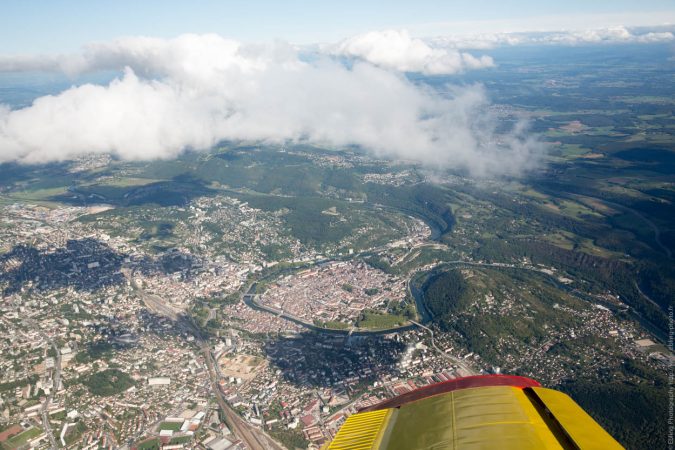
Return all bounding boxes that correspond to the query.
[1,177,669,448]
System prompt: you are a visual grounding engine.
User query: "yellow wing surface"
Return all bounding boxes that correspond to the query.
[324,375,623,450]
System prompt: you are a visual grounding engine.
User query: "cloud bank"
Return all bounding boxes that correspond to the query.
[431,26,675,49]
[331,30,494,74]
[0,33,539,177]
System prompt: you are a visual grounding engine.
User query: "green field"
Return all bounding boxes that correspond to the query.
[135,438,160,450]
[316,320,350,330]
[95,177,165,187]
[169,435,192,444]
[356,311,408,330]
[1,427,43,450]
[158,421,183,431]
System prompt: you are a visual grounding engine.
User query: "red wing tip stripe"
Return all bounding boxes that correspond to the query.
[359,375,541,412]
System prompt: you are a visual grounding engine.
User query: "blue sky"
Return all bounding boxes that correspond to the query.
[2,0,675,53]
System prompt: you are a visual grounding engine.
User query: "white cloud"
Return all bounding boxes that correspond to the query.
[0,34,540,177]
[633,31,675,43]
[331,30,494,74]
[0,34,290,78]
[431,26,675,49]
[537,26,674,45]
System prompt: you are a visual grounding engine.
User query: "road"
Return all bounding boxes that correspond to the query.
[130,274,283,450]
[634,280,663,311]
[41,340,61,449]
[409,320,477,376]
[19,312,60,450]
[243,291,416,336]
[598,197,672,259]
[561,193,672,260]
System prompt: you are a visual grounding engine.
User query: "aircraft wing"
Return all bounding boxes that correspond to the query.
[323,375,623,450]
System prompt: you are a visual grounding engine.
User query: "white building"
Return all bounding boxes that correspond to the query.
[148,377,171,386]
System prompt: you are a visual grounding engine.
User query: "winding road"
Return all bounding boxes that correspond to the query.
[409,320,476,376]
[598,197,672,259]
